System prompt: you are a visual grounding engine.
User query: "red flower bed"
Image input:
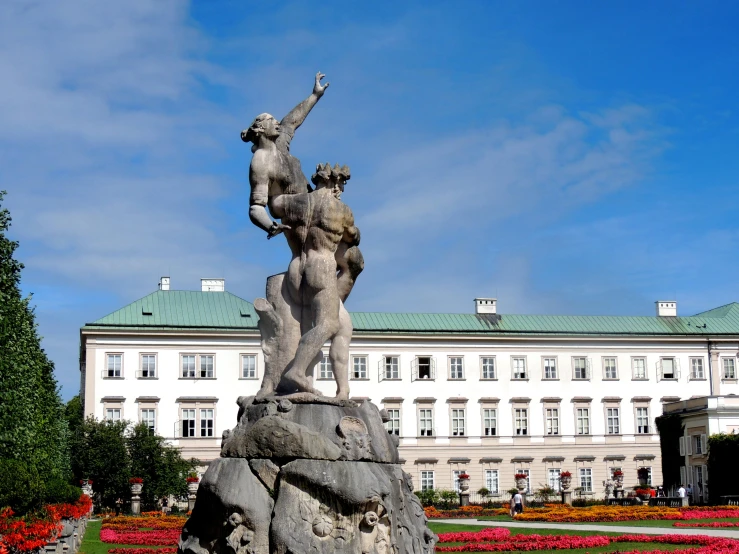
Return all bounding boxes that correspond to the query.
[680,509,739,519]
[108,550,177,554]
[0,495,92,554]
[434,527,739,553]
[675,522,739,528]
[100,530,180,546]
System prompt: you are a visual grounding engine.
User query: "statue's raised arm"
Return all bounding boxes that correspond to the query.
[279,72,330,145]
[242,72,329,239]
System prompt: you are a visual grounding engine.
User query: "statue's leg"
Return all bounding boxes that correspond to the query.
[329,302,352,400]
[283,283,340,393]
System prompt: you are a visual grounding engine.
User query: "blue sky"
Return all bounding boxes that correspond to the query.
[1,1,738,399]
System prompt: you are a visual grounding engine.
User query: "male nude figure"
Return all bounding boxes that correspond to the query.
[243,73,363,399]
[269,164,361,397]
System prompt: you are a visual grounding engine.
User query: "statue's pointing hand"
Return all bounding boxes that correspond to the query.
[314,72,329,97]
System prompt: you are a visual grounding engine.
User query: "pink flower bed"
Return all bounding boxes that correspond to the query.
[675,522,739,528]
[100,529,180,545]
[436,528,739,553]
[108,550,177,554]
[680,509,739,520]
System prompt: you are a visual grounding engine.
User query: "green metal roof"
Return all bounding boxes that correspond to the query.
[83,292,739,337]
[85,291,259,329]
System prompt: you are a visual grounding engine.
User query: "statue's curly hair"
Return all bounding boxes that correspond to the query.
[241,113,273,152]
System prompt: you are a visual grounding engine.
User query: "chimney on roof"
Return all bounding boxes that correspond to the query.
[159,277,170,291]
[474,298,497,315]
[201,278,225,292]
[656,300,677,317]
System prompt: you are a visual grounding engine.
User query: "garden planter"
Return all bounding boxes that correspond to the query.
[560,475,571,491]
[458,478,469,493]
[130,482,143,515]
[515,478,527,491]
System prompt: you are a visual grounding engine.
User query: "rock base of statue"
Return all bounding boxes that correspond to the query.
[178,397,437,554]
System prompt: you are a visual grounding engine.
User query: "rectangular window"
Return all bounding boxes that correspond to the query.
[548,468,561,492]
[451,409,466,436]
[544,358,557,380]
[385,409,400,436]
[641,467,653,487]
[724,358,736,379]
[452,469,468,492]
[573,357,588,380]
[576,408,590,435]
[106,408,121,421]
[182,355,196,378]
[604,358,618,379]
[420,471,434,491]
[662,358,676,379]
[415,356,433,379]
[512,357,527,379]
[140,409,155,433]
[182,409,196,437]
[106,354,122,378]
[636,407,650,434]
[242,355,257,379]
[606,408,620,434]
[690,358,705,380]
[633,358,647,379]
[318,357,333,379]
[515,408,528,436]
[483,408,497,436]
[694,435,703,455]
[384,356,399,379]
[353,356,367,379]
[481,357,496,379]
[546,408,559,435]
[449,357,464,379]
[140,355,156,378]
[199,408,214,437]
[579,468,593,492]
[419,409,434,436]
[200,355,214,378]
[485,469,499,495]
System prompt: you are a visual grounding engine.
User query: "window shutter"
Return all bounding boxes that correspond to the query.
[701,434,707,454]
[702,464,708,499]
[411,359,418,382]
[680,466,686,486]
[675,359,681,380]
[586,358,592,379]
[656,361,662,382]
[679,437,685,456]
[686,436,693,456]
[378,360,384,382]
[431,357,436,380]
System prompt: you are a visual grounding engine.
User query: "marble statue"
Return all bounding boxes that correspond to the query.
[178,73,436,554]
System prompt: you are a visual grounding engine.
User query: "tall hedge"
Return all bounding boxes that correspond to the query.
[708,433,739,501]
[0,191,73,512]
[655,412,683,490]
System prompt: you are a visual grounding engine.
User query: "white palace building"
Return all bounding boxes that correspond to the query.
[80,278,739,499]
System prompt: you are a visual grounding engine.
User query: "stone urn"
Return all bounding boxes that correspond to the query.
[560,473,572,491]
[187,478,199,511]
[515,475,527,492]
[458,476,470,493]
[612,471,624,488]
[130,479,143,515]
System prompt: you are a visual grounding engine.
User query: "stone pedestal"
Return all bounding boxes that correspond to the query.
[178,397,437,554]
[187,482,199,512]
[561,490,573,506]
[130,483,143,515]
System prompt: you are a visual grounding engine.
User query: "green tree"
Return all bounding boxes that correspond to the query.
[655,412,684,490]
[0,191,73,513]
[70,417,131,509]
[127,422,198,508]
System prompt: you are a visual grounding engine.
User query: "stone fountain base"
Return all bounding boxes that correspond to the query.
[178,397,436,554]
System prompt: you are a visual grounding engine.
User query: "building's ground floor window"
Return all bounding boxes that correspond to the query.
[420,471,435,491]
[579,468,593,492]
[547,468,561,492]
[485,469,499,495]
[452,469,467,492]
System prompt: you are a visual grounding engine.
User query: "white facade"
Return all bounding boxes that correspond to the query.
[81,289,739,497]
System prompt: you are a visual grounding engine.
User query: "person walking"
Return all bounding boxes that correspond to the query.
[677,484,686,498]
[509,493,516,517]
[513,491,524,515]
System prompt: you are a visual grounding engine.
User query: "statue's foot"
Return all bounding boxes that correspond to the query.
[255,383,276,401]
[283,368,321,395]
[335,390,349,402]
